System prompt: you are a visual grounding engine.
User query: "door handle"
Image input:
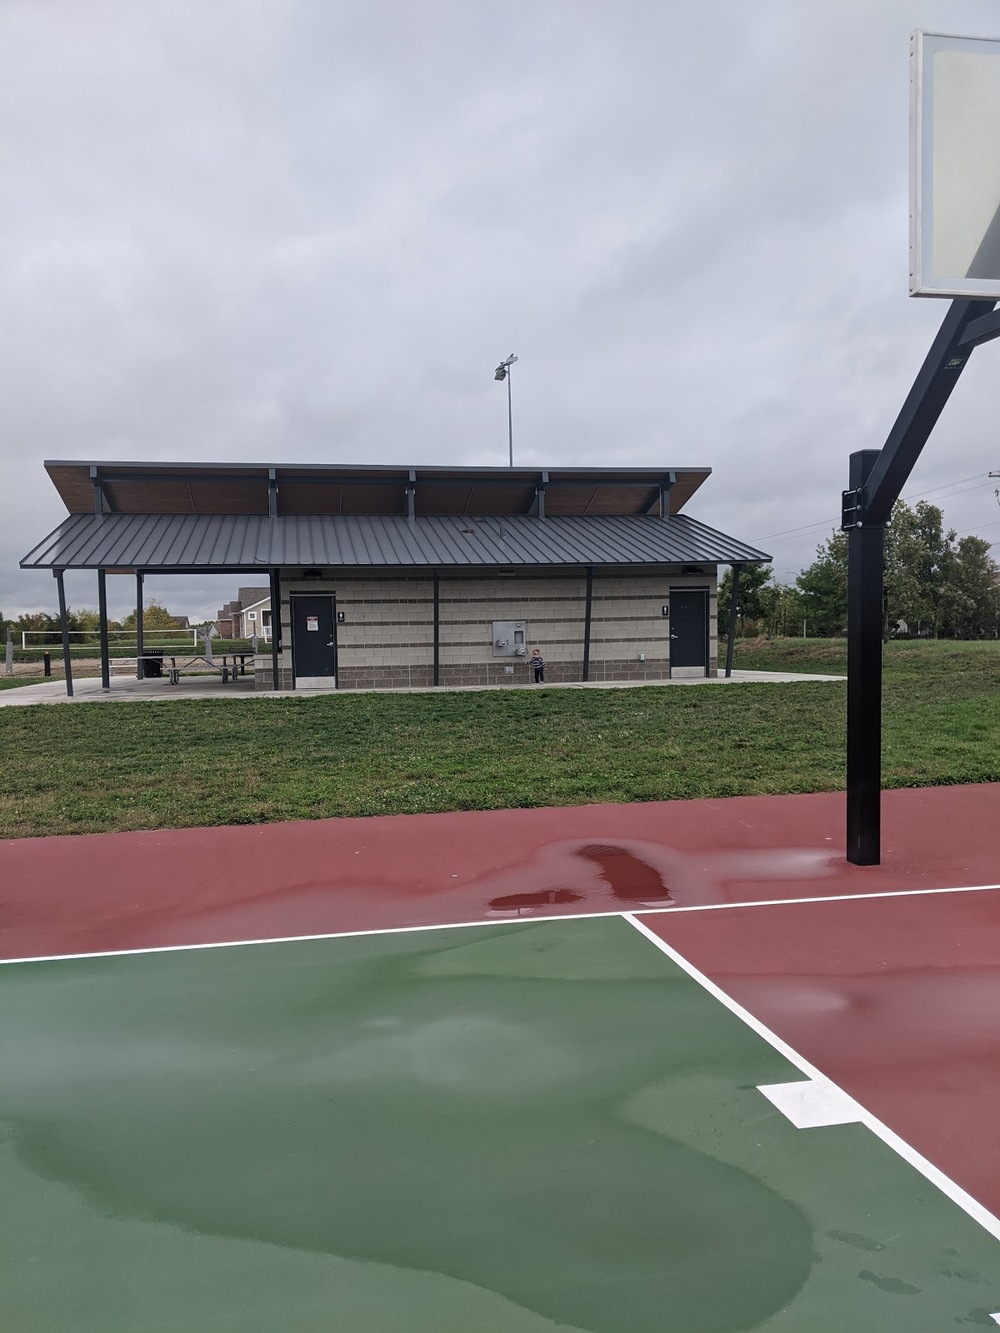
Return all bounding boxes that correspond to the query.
[669,634,679,640]
[326,640,335,647]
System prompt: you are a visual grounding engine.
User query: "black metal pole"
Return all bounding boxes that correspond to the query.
[55,569,74,698]
[724,563,742,678]
[98,568,110,691]
[432,572,440,686]
[135,571,144,680]
[582,567,594,682]
[861,298,995,524]
[507,369,513,468]
[269,568,281,690]
[846,450,883,866]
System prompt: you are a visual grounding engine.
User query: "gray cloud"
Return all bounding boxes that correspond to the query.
[4,0,1000,622]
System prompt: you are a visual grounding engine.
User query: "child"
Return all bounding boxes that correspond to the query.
[529,648,545,684]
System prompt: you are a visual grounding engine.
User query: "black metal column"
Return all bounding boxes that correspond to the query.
[846,450,883,866]
[55,569,74,698]
[135,571,144,679]
[269,568,281,690]
[432,572,440,686]
[97,568,110,691]
[724,563,742,678]
[582,567,594,682]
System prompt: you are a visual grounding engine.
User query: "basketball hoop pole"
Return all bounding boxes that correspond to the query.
[842,295,1000,865]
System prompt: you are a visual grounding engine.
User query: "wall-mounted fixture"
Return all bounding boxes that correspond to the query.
[661,604,670,617]
[492,621,527,658]
[337,611,345,623]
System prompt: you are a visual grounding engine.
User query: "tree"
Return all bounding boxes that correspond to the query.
[717,563,775,633]
[796,500,1000,641]
[13,610,65,646]
[759,582,802,638]
[119,600,185,631]
[940,536,1000,637]
[884,500,952,637]
[795,531,848,636]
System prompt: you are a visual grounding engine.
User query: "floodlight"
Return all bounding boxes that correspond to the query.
[493,352,518,465]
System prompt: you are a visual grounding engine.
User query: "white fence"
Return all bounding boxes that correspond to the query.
[20,628,201,650]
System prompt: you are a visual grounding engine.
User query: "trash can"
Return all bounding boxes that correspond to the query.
[143,654,164,678]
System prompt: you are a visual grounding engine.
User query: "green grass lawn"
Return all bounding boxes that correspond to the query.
[0,640,997,839]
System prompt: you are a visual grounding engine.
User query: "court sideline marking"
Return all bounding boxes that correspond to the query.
[2,878,999,967]
[624,911,1000,1247]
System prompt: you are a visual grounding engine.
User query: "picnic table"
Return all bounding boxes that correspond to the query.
[158,653,254,685]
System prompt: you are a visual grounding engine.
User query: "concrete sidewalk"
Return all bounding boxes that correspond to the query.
[0,668,846,707]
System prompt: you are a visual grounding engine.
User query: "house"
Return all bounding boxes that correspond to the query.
[20,461,771,694]
[216,588,272,641]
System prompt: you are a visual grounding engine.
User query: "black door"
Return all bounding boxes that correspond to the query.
[291,596,336,683]
[669,590,708,672]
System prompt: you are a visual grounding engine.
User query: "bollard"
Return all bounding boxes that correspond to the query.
[5,630,12,676]
[43,651,51,677]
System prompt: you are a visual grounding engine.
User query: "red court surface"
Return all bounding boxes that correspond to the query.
[638,887,1000,1223]
[3,783,999,961]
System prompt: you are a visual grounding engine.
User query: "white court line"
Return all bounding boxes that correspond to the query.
[624,912,1000,1246]
[643,879,1000,915]
[2,880,1000,968]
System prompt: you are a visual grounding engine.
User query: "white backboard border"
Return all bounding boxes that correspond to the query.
[910,30,1000,298]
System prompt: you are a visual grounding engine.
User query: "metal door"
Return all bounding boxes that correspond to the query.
[291,596,336,686]
[669,590,708,673]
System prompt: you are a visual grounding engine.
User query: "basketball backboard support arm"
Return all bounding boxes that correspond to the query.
[841,295,997,865]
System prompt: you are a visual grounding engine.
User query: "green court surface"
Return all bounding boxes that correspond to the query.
[1,916,998,1331]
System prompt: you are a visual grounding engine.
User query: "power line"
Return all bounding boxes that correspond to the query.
[753,473,997,545]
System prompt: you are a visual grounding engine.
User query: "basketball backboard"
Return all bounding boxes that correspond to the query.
[910,30,1000,298]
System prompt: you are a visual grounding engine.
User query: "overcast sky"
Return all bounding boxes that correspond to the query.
[4,0,1000,622]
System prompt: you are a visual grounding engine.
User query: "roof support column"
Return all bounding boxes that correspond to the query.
[432,571,440,686]
[54,569,73,698]
[97,568,111,691]
[268,468,278,518]
[724,563,743,679]
[90,465,104,517]
[535,471,548,519]
[269,568,281,691]
[135,572,144,680]
[406,470,416,520]
[582,566,594,682]
[659,471,676,519]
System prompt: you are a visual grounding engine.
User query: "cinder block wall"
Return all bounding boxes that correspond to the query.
[255,568,718,689]
[437,574,586,686]
[337,575,435,689]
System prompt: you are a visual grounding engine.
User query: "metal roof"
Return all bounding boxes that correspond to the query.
[44,460,711,518]
[21,512,771,572]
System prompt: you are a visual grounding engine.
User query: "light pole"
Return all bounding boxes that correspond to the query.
[494,353,518,467]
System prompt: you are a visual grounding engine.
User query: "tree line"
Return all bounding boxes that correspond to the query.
[719,499,1000,639]
[1,601,189,646]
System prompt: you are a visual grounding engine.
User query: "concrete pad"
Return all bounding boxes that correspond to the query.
[0,669,844,708]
